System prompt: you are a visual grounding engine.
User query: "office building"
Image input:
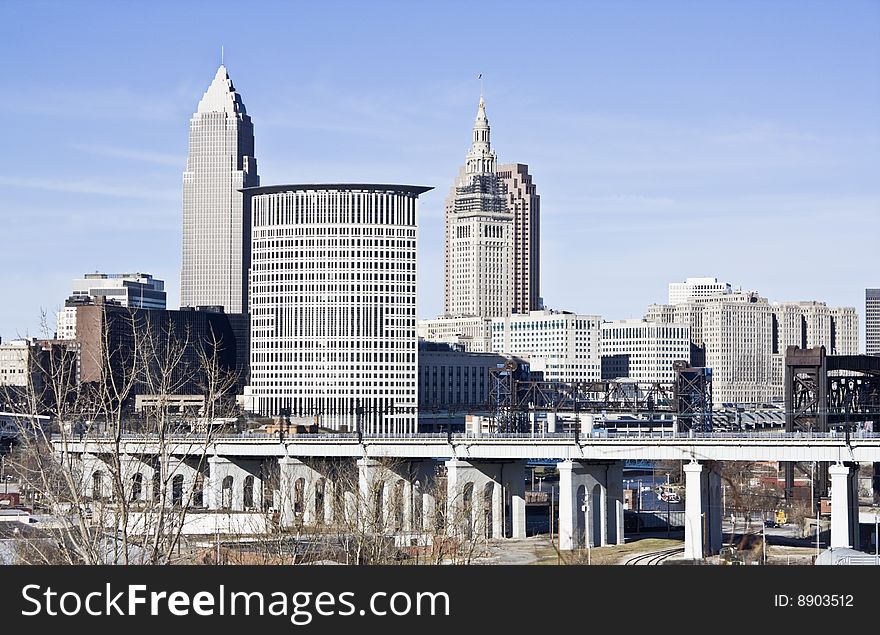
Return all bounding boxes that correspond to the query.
[668,277,732,305]
[246,184,428,434]
[600,319,691,383]
[443,97,540,319]
[490,309,601,383]
[181,64,259,315]
[416,316,492,353]
[417,340,505,413]
[497,163,541,314]
[868,289,880,355]
[56,273,166,340]
[0,338,79,413]
[769,301,859,387]
[0,340,30,388]
[74,301,240,406]
[649,285,858,405]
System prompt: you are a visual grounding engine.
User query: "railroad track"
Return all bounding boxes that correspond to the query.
[623,547,684,565]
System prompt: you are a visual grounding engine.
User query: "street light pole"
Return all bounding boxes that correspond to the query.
[762,522,767,564]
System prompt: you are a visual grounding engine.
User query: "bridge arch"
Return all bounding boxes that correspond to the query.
[130,472,143,502]
[172,474,184,507]
[221,475,234,510]
[243,475,255,510]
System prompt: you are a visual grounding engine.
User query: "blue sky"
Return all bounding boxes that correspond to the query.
[1,0,878,345]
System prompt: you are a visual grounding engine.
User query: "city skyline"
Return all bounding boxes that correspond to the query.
[2,1,878,343]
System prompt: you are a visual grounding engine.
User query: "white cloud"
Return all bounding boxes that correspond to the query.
[73,144,184,167]
[0,176,179,202]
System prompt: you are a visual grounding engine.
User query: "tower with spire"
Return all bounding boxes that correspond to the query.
[442,94,540,320]
[181,63,259,315]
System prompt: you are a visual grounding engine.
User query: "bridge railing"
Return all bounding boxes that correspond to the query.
[49,430,880,444]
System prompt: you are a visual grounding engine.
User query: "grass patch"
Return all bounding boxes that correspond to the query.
[533,537,684,565]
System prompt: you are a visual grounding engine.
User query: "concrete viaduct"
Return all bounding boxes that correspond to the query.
[54,431,880,560]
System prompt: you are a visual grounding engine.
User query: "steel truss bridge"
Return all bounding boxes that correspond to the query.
[486,360,712,432]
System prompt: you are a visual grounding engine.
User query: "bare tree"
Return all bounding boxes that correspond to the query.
[2,304,238,564]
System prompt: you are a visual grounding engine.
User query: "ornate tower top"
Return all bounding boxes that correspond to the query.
[465,95,496,175]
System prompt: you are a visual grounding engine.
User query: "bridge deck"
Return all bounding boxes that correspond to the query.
[51,431,880,463]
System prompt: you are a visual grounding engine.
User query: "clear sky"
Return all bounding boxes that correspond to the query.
[1,0,878,344]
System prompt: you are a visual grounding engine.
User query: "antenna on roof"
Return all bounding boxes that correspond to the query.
[221,45,225,66]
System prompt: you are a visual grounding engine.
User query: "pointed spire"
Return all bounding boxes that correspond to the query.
[466,91,495,175]
[472,93,490,147]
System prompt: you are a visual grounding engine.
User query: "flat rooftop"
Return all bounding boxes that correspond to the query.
[242,183,433,196]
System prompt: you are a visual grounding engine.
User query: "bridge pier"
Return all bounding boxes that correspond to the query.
[81,453,113,500]
[356,458,434,533]
[207,456,263,512]
[683,461,722,560]
[278,458,329,527]
[444,459,526,541]
[829,462,860,549]
[162,457,206,508]
[558,460,624,550]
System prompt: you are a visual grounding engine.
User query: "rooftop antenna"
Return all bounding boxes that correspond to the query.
[478,73,483,99]
[221,45,225,66]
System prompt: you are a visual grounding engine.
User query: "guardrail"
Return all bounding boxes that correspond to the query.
[50,430,880,444]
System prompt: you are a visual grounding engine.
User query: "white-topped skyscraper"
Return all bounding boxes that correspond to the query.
[181,64,259,314]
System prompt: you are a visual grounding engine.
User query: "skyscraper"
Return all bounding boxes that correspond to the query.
[868,288,880,355]
[497,163,541,313]
[246,183,428,434]
[181,64,259,314]
[443,97,540,319]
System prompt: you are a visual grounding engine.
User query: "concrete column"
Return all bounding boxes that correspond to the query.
[849,466,860,550]
[358,458,384,527]
[605,462,625,546]
[323,478,335,525]
[558,460,578,550]
[278,457,323,527]
[706,466,723,555]
[444,459,470,537]
[830,463,856,548]
[206,456,228,511]
[402,479,413,531]
[411,460,436,533]
[491,476,504,539]
[683,461,704,560]
[546,412,557,434]
[508,460,527,539]
[558,460,613,549]
[277,457,295,527]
